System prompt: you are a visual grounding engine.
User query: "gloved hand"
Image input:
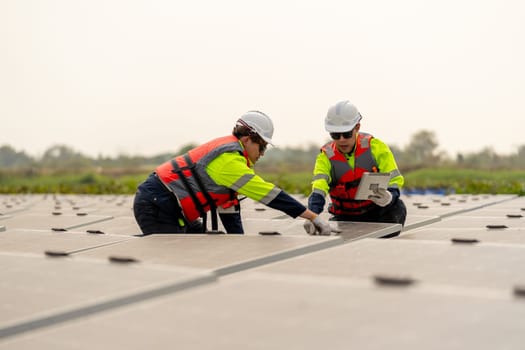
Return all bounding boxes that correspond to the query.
[368,188,393,207]
[303,216,333,235]
[303,220,316,235]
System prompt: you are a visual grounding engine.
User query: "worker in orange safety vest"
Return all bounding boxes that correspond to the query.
[304,100,407,238]
[133,111,337,236]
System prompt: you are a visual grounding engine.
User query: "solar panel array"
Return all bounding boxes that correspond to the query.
[1,193,524,349]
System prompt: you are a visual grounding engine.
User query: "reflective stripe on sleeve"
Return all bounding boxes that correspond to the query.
[389,169,401,178]
[313,188,327,197]
[230,174,255,192]
[313,174,330,182]
[259,186,282,205]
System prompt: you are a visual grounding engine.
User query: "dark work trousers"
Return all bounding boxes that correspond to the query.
[133,173,203,235]
[133,173,244,235]
[330,198,407,238]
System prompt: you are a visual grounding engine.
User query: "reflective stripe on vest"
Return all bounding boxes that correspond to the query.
[322,133,379,216]
[155,135,246,224]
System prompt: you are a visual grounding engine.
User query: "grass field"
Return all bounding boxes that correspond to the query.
[0,168,524,195]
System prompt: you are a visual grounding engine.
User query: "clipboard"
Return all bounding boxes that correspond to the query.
[354,172,391,200]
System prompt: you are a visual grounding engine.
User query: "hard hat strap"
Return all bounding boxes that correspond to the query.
[236,118,257,136]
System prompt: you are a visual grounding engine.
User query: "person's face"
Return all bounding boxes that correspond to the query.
[330,123,360,154]
[244,136,268,164]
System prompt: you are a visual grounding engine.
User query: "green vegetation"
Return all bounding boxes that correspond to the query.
[0,171,145,194]
[402,168,525,195]
[1,130,524,195]
[1,169,523,196]
[263,169,525,196]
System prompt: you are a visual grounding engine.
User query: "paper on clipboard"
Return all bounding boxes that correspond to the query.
[355,172,391,200]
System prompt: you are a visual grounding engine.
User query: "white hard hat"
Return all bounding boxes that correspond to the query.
[325,100,362,132]
[237,111,274,144]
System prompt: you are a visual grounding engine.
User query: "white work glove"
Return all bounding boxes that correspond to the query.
[368,188,393,207]
[303,220,316,235]
[303,216,333,236]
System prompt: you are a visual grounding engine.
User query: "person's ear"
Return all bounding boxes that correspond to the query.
[239,135,250,146]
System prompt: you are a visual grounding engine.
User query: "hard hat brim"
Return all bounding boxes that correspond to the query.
[325,115,361,132]
[259,135,274,145]
[325,123,358,133]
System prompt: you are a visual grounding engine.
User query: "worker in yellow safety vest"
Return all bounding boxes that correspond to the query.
[133,111,336,235]
[304,100,407,238]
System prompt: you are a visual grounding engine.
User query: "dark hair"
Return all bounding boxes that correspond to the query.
[232,125,252,138]
[232,125,264,144]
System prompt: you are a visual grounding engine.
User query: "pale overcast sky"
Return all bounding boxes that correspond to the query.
[1,0,524,158]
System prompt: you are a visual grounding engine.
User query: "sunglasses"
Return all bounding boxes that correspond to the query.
[237,118,268,152]
[258,141,268,153]
[330,129,354,140]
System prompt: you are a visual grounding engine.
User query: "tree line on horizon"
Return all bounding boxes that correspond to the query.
[1,130,524,174]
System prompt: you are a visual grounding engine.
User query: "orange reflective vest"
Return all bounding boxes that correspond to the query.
[155,135,246,226]
[323,133,378,216]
